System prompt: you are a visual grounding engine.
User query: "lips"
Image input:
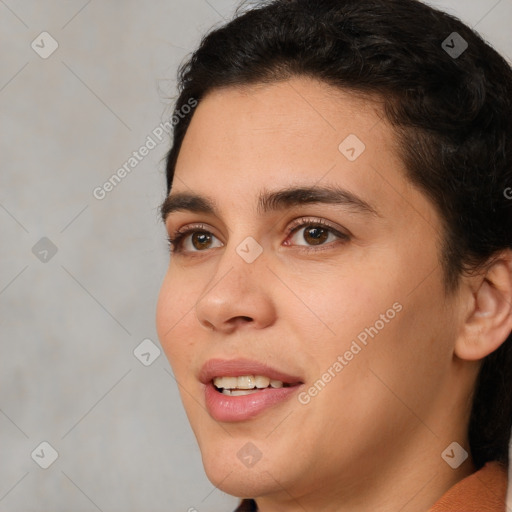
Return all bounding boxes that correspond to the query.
[199,358,304,422]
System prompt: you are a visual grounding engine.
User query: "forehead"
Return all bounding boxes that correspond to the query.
[178,79,388,168]
[170,77,433,226]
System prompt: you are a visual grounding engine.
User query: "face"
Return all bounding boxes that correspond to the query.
[156,78,464,505]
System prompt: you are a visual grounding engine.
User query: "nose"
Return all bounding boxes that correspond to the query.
[195,245,277,334]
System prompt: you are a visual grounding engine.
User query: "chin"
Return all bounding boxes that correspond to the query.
[202,454,277,498]
[198,435,294,499]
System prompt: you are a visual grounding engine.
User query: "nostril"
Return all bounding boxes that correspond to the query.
[202,320,215,330]
[230,316,253,327]
[233,315,254,323]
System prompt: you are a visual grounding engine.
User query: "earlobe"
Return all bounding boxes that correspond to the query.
[455,253,512,361]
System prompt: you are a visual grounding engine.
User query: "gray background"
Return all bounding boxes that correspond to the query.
[0,1,510,511]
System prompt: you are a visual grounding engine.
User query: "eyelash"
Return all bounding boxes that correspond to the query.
[167,217,350,255]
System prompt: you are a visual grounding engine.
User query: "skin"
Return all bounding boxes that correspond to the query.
[156,77,512,511]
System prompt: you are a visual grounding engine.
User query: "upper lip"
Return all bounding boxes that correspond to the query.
[199,358,303,385]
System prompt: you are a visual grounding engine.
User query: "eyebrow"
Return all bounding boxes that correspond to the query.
[160,185,379,221]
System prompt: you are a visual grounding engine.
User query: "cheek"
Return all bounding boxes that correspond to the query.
[337,269,454,422]
[284,244,452,403]
[290,289,453,464]
[275,258,395,357]
[156,268,202,371]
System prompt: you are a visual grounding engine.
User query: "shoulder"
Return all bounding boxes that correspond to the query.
[429,461,508,511]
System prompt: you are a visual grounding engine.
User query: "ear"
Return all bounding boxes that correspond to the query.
[455,250,512,361]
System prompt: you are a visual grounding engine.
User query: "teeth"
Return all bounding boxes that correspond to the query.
[214,375,284,391]
[213,376,237,389]
[237,376,255,389]
[255,376,270,388]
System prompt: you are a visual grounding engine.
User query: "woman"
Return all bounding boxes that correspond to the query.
[156,0,512,510]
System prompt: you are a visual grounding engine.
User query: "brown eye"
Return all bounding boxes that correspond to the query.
[191,231,213,250]
[168,226,223,254]
[287,221,346,248]
[303,226,329,245]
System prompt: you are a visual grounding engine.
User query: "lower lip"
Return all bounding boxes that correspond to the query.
[204,382,301,422]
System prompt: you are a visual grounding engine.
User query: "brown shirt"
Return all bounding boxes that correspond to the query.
[234,462,508,511]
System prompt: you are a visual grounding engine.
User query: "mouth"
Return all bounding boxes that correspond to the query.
[200,359,304,422]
